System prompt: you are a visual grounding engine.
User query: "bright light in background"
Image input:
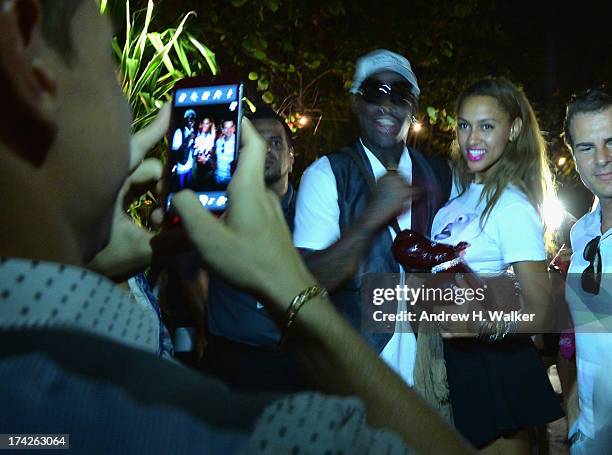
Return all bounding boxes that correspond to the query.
[543,194,565,230]
[412,122,422,132]
[558,157,567,166]
[298,116,309,126]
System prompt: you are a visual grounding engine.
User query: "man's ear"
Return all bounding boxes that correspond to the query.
[288,147,294,173]
[0,0,58,167]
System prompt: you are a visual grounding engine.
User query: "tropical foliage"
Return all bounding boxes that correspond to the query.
[100,0,218,132]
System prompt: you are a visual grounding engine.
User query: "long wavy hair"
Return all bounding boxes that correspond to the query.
[451,78,556,246]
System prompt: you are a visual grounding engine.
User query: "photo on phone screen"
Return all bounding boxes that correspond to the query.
[166,82,243,212]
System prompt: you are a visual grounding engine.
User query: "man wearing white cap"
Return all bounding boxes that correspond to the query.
[294,49,452,388]
[171,109,197,187]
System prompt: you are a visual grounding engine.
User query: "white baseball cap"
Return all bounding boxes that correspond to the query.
[350,49,420,97]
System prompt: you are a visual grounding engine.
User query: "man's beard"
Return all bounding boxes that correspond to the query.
[264,169,282,186]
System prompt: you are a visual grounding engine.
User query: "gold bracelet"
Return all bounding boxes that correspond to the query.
[280,285,327,344]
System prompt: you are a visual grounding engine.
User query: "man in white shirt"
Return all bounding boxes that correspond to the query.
[294,49,452,387]
[214,119,236,185]
[171,109,197,187]
[563,87,612,454]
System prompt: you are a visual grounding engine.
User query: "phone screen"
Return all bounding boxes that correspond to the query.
[166,82,243,212]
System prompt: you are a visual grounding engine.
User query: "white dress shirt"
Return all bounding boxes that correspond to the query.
[566,201,612,449]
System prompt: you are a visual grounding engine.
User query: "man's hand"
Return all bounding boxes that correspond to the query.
[88,105,170,281]
[362,171,421,233]
[169,118,316,311]
[301,171,420,292]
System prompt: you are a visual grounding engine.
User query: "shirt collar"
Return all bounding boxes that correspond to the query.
[358,139,411,182]
[0,257,159,354]
[580,201,612,240]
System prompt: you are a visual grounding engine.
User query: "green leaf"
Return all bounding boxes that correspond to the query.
[188,35,218,75]
[248,71,259,80]
[148,33,174,73]
[266,0,280,12]
[231,0,248,7]
[152,78,179,100]
[257,78,270,91]
[242,38,255,52]
[172,35,192,76]
[111,37,123,60]
[253,49,267,60]
[134,0,154,61]
[243,97,257,113]
[262,91,275,104]
[121,0,132,83]
[426,106,438,122]
[126,57,139,83]
[139,91,153,110]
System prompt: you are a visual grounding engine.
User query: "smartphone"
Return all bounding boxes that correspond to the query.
[165,75,243,213]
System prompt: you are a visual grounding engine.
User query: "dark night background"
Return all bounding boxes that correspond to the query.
[113,0,612,218]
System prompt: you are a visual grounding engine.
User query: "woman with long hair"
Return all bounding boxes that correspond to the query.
[430,78,564,453]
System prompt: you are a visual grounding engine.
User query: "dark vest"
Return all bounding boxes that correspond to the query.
[327,141,451,352]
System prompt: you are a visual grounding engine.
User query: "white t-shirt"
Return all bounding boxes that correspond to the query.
[195,131,215,154]
[215,135,236,180]
[431,183,546,274]
[294,141,417,386]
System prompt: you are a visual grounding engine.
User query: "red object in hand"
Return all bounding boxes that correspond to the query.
[392,230,474,310]
[392,229,470,273]
[392,230,520,312]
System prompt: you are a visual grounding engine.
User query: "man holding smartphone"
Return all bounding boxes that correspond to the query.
[0,1,471,453]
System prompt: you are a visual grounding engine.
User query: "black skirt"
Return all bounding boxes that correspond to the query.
[444,337,564,448]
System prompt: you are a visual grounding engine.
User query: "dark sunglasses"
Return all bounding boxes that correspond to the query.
[357,78,416,107]
[582,236,602,294]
